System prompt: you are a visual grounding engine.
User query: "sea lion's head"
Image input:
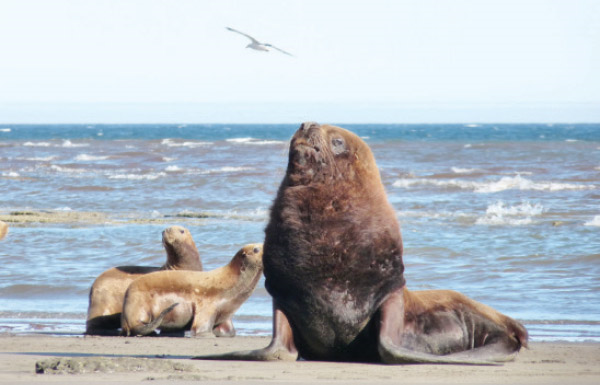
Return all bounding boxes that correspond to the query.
[286,122,381,188]
[162,226,203,270]
[234,243,263,273]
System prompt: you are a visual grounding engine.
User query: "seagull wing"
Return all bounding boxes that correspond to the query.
[226,27,260,44]
[264,43,294,57]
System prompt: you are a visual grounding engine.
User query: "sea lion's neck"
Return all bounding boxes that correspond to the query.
[163,242,203,271]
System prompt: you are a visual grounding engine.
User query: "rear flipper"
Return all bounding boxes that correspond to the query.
[379,337,513,365]
[126,303,179,336]
[194,303,298,361]
[85,314,122,336]
[378,288,526,365]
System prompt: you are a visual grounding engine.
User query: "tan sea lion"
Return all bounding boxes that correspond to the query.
[86,225,203,335]
[195,122,527,364]
[121,243,263,337]
[0,220,8,240]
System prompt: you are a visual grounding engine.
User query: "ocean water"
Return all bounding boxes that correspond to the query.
[0,123,599,342]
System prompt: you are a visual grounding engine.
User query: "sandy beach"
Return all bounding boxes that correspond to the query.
[0,334,597,384]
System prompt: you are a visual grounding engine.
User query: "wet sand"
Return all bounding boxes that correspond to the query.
[0,334,598,384]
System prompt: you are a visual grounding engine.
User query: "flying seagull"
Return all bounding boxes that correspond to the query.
[226,27,294,57]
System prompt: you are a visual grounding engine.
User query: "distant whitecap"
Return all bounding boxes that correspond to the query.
[584,215,600,227]
[62,140,89,148]
[74,154,109,161]
[24,141,51,147]
[165,165,182,172]
[109,172,166,180]
[392,175,595,193]
[475,201,544,226]
[226,137,284,145]
[451,166,478,174]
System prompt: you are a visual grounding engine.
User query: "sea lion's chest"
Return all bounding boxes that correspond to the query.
[263,189,404,360]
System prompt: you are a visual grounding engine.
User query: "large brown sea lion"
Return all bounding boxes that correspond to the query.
[121,243,263,337]
[196,122,527,364]
[86,225,203,335]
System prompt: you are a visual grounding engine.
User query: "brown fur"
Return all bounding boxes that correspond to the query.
[86,226,202,335]
[194,122,527,364]
[400,288,528,354]
[121,244,263,337]
[0,220,7,241]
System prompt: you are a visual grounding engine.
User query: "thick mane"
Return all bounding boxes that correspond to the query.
[263,123,405,358]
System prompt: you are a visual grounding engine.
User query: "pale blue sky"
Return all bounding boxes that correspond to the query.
[1,0,598,123]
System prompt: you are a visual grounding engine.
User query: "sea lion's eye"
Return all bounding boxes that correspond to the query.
[253,247,261,254]
[331,137,346,155]
[180,229,185,234]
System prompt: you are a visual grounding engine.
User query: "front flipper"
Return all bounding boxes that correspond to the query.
[377,288,511,365]
[193,302,298,361]
[212,319,236,337]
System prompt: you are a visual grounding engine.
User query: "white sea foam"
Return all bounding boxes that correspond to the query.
[584,215,600,227]
[476,201,544,226]
[18,156,57,161]
[474,175,592,193]
[565,139,578,142]
[451,166,478,174]
[0,128,11,132]
[464,144,472,148]
[226,137,283,145]
[392,175,595,193]
[61,140,89,148]
[162,157,176,162]
[201,166,254,174]
[50,165,86,174]
[165,165,182,172]
[24,141,51,147]
[161,139,212,148]
[2,171,20,177]
[74,154,109,161]
[109,172,167,180]
[465,124,480,128]
[226,137,254,143]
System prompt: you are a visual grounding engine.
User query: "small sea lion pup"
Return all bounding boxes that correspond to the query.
[121,243,263,337]
[86,225,203,335]
[195,122,527,364]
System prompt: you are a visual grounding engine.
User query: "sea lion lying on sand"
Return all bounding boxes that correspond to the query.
[121,243,263,337]
[195,122,527,364]
[86,225,203,335]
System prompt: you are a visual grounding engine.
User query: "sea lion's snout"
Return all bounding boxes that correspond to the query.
[290,122,325,170]
[240,243,264,269]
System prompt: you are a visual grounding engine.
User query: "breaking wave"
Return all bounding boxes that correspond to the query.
[160,138,212,148]
[226,137,284,145]
[584,215,600,227]
[74,154,109,161]
[475,201,544,226]
[393,175,595,193]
